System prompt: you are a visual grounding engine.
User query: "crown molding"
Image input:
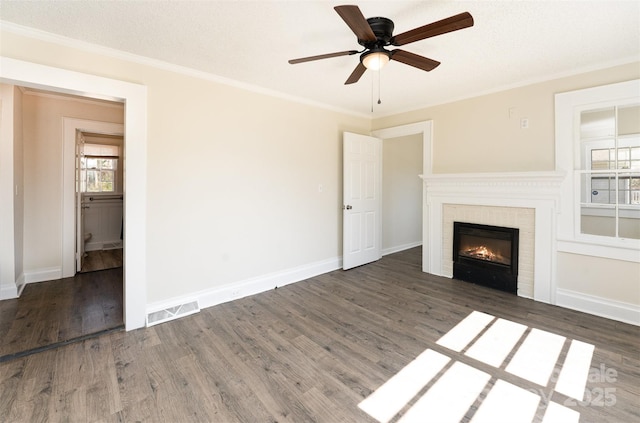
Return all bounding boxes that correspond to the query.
[0,21,371,120]
[374,57,640,120]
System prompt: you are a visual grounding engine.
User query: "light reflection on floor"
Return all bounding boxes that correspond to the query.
[358,311,593,423]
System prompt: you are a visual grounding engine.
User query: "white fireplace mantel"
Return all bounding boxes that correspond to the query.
[421,171,566,304]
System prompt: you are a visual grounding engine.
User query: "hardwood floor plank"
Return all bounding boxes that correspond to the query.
[51,385,88,422]
[0,268,123,360]
[193,313,307,422]
[207,315,315,421]
[81,248,123,273]
[0,247,638,422]
[253,291,394,390]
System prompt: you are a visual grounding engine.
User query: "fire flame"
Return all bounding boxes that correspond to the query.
[464,245,498,261]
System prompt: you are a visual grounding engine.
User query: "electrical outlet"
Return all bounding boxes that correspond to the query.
[520,118,529,129]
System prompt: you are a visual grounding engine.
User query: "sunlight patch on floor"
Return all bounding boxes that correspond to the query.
[555,339,596,399]
[505,328,566,386]
[541,400,581,423]
[465,318,527,367]
[398,361,490,423]
[358,310,595,422]
[357,349,450,423]
[470,379,540,423]
[436,310,494,352]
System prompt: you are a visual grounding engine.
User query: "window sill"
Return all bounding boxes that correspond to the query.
[557,237,640,263]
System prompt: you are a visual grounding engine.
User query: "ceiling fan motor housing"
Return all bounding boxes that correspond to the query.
[362,17,394,47]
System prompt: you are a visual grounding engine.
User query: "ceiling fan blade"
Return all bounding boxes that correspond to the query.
[345,62,367,85]
[289,50,359,64]
[392,12,474,46]
[391,50,441,72]
[334,5,377,42]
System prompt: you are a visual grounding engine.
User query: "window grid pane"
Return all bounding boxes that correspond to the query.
[81,157,117,193]
[589,146,640,206]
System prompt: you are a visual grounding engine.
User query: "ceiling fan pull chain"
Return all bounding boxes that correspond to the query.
[378,70,382,105]
[371,72,374,113]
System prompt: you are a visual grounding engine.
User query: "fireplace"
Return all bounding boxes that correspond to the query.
[453,222,519,294]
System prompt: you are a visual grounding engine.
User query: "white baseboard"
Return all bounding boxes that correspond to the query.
[85,240,123,251]
[23,266,63,284]
[382,241,422,257]
[556,288,640,326]
[146,256,343,322]
[0,273,27,300]
[0,283,18,300]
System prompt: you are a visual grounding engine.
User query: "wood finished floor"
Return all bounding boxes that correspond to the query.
[0,268,123,360]
[0,247,638,422]
[80,248,123,273]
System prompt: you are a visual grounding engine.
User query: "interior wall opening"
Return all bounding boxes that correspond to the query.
[0,84,127,361]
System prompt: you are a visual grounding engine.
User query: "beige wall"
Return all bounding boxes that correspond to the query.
[1,29,370,304]
[1,27,638,317]
[143,78,369,302]
[373,62,640,174]
[21,94,124,271]
[382,134,422,251]
[557,252,640,304]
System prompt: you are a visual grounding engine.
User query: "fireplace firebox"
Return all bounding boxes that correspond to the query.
[453,222,519,294]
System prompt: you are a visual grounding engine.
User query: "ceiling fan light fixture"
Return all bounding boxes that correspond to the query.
[289,5,475,86]
[361,50,390,70]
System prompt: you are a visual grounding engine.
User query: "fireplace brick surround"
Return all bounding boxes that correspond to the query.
[421,171,565,304]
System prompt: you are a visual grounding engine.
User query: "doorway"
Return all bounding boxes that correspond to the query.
[382,133,423,255]
[372,120,432,271]
[0,56,148,330]
[64,122,125,276]
[77,131,124,273]
[0,91,126,362]
[341,122,431,270]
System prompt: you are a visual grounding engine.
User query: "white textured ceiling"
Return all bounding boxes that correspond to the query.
[1,1,639,117]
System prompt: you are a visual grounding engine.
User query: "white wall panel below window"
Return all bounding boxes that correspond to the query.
[83,197,123,251]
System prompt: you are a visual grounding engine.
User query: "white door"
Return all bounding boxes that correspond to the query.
[75,131,85,273]
[343,132,382,270]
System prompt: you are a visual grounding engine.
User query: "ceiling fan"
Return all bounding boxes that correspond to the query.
[289,5,474,85]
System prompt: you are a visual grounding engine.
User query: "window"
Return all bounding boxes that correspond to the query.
[81,143,119,193]
[555,79,640,262]
[579,105,640,239]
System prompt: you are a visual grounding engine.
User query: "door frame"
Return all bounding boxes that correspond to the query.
[63,119,125,275]
[372,120,433,272]
[1,57,148,330]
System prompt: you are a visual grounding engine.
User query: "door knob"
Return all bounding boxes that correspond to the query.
[343,205,352,210]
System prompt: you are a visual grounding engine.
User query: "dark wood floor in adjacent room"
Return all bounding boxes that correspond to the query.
[0,247,638,422]
[0,267,123,360]
[81,248,123,273]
